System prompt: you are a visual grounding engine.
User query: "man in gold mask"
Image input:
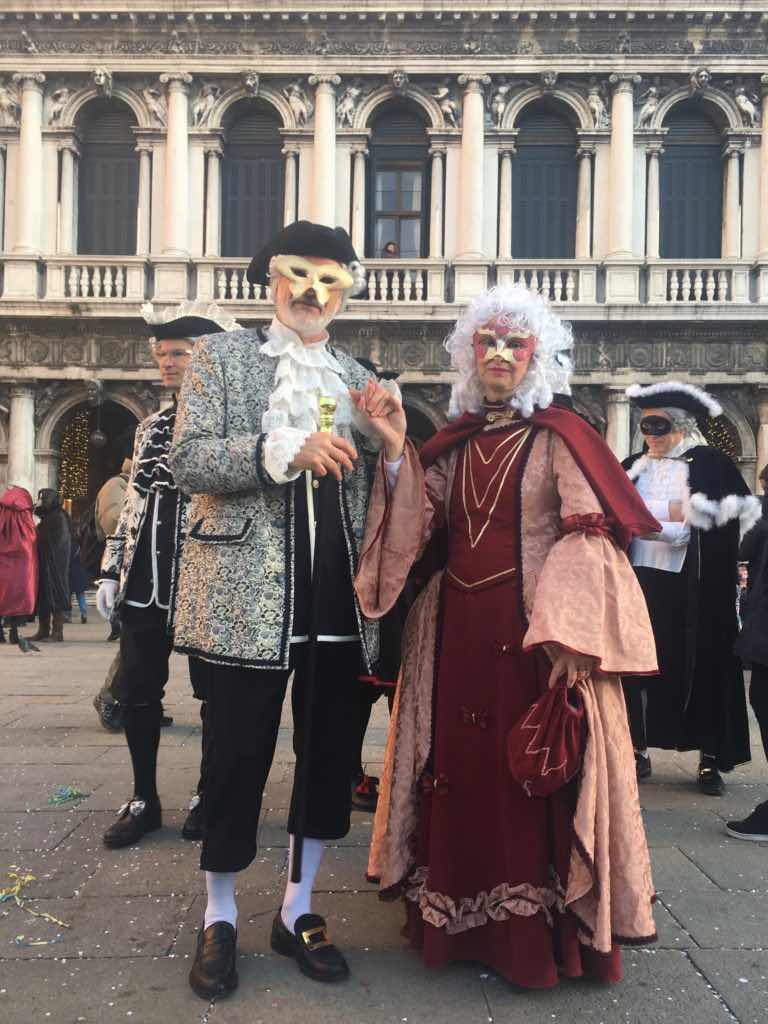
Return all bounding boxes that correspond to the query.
[169,221,406,1001]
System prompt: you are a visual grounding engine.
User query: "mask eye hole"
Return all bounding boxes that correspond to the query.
[320,275,338,285]
[291,266,308,278]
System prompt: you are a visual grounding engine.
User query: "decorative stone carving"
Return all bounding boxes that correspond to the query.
[391,69,409,95]
[142,85,167,126]
[241,71,260,98]
[0,77,19,127]
[689,68,712,96]
[337,81,363,128]
[540,71,558,93]
[637,85,661,128]
[168,30,186,56]
[92,66,113,98]
[587,79,610,129]
[48,87,71,126]
[490,80,513,130]
[732,84,760,128]
[283,81,312,128]
[432,81,460,129]
[20,29,38,55]
[192,84,220,128]
[34,383,70,428]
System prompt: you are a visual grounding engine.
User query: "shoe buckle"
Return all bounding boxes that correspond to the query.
[301,925,332,952]
[188,794,201,811]
[117,799,146,818]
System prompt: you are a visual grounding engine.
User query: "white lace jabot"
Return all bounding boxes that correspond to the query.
[260,317,354,484]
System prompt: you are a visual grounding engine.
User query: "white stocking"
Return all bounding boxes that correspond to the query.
[204,871,238,930]
[281,835,324,930]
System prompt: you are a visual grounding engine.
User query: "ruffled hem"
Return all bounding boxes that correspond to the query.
[263,426,312,484]
[404,866,559,935]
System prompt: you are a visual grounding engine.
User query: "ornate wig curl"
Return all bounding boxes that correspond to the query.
[445,284,574,419]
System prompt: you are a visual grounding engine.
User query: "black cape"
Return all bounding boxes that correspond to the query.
[622,446,756,771]
[36,490,71,615]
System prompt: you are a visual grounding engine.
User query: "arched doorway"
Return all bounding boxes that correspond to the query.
[76,98,140,255]
[54,401,138,525]
[660,101,724,259]
[367,100,430,259]
[220,99,284,258]
[512,100,578,259]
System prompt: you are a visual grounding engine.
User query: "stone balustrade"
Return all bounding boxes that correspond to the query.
[647,261,751,304]
[354,260,447,304]
[196,259,270,303]
[46,257,148,302]
[495,261,599,304]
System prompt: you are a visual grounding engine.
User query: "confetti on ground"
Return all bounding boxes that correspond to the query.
[48,785,89,805]
[0,869,71,943]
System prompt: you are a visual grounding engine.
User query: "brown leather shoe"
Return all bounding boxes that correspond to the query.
[30,613,51,641]
[51,612,65,642]
[270,912,349,982]
[189,921,238,1000]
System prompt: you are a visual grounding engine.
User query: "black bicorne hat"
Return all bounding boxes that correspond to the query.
[153,316,226,341]
[141,301,241,342]
[626,382,723,421]
[246,220,360,285]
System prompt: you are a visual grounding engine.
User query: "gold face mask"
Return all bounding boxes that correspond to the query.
[473,328,537,364]
[273,255,354,306]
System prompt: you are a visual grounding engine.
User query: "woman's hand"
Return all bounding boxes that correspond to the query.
[349,380,407,461]
[548,646,596,689]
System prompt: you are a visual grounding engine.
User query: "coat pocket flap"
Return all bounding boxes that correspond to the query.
[189,516,254,545]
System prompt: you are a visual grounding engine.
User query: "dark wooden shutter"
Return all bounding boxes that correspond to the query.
[660,107,723,259]
[368,102,429,258]
[221,105,284,258]
[78,101,139,255]
[512,108,577,259]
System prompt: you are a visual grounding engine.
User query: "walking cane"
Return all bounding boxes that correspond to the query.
[290,395,337,883]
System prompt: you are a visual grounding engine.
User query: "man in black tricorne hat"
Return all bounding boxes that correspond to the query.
[169,222,406,1000]
[96,301,240,850]
[623,381,758,795]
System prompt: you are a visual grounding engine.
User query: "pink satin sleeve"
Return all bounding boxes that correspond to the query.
[522,435,658,676]
[354,441,448,619]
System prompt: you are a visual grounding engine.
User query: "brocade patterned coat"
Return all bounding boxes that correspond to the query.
[168,326,380,670]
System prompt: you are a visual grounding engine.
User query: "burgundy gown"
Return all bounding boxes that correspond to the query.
[403,423,621,988]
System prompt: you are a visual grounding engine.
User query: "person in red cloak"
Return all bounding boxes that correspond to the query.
[352,285,661,989]
[0,485,39,653]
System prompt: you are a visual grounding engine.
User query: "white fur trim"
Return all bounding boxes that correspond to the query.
[625,381,722,419]
[687,492,761,535]
[626,456,648,482]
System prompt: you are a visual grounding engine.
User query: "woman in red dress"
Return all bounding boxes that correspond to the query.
[353,285,660,988]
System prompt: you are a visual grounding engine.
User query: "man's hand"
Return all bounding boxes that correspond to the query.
[96,580,118,621]
[349,379,408,461]
[548,646,596,689]
[289,432,358,481]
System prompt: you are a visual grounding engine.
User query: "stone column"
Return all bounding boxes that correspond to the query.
[159,72,192,256]
[7,385,36,495]
[11,73,46,254]
[756,389,768,487]
[607,74,638,258]
[605,387,631,462]
[350,144,368,256]
[497,147,514,259]
[58,142,78,255]
[646,143,664,259]
[428,145,446,259]
[575,145,594,259]
[282,145,299,227]
[0,144,6,250]
[759,77,768,259]
[135,144,152,256]
[308,74,340,227]
[204,145,222,257]
[457,74,490,257]
[722,144,742,260]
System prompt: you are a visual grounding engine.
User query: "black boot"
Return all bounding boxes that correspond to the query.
[51,611,65,642]
[103,797,162,848]
[30,613,51,641]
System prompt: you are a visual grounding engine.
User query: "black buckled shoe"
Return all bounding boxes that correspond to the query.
[103,797,162,848]
[270,912,350,983]
[93,692,124,732]
[698,762,725,796]
[189,921,238,1001]
[181,794,205,841]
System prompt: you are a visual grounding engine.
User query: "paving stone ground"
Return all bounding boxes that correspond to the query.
[1,616,767,1023]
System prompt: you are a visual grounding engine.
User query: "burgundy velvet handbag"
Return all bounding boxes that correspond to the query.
[507,681,587,797]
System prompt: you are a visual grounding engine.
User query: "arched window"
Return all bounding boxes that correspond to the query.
[368,102,429,259]
[77,99,139,255]
[660,102,723,259]
[512,102,577,259]
[220,101,284,258]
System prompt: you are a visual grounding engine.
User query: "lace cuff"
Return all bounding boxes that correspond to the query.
[263,427,311,484]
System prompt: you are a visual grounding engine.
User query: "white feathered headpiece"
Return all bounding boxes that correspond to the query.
[445,284,574,419]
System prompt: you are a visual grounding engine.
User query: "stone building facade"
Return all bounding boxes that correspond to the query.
[1,1,768,509]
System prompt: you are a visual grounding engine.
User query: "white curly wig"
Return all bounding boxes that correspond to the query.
[445,284,574,419]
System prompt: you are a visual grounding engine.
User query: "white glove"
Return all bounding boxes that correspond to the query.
[96,580,118,620]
